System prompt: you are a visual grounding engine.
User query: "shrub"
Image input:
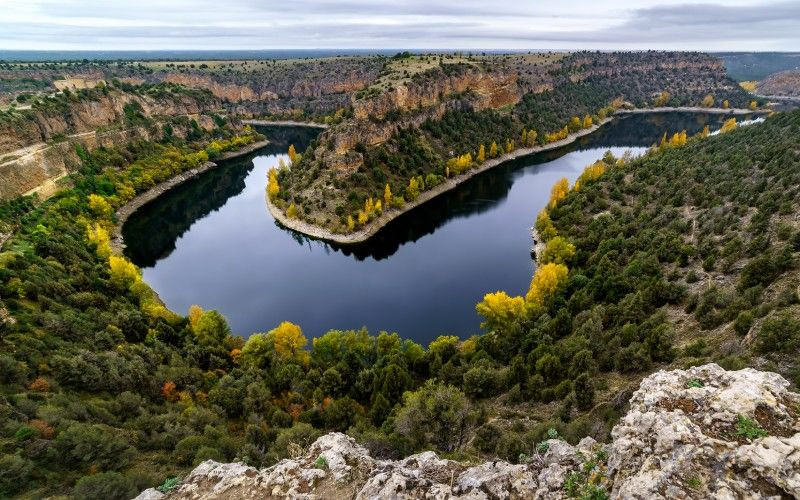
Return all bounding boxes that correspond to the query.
[72,472,137,500]
[756,312,800,353]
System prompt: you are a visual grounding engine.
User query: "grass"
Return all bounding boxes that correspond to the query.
[736,415,768,440]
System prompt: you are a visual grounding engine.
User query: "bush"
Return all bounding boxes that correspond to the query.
[756,312,800,353]
[733,310,754,336]
[0,453,33,496]
[72,472,137,500]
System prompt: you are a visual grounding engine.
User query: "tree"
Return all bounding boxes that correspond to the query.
[548,178,569,208]
[407,177,420,201]
[72,472,136,500]
[489,141,498,158]
[527,129,538,147]
[526,262,569,308]
[269,321,308,361]
[194,309,232,347]
[477,144,485,163]
[757,313,799,353]
[357,210,368,225]
[749,100,758,110]
[573,373,594,410]
[476,291,525,332]
[288,144,298,164]
[702,94,714,107]
[384,184,393,206]
[654,91,670,106]
[267,168,280,200]
[539,236,576,265]
[720,118,738,133]
[87,194,113,220]
[108,256,140,290]
[722,99,729,109]
[569,116,582,132]
[286,203,298,218]
[535,210,558,241]
[393,381,470,452]
[347,215,355,232]
[582,115,593,128]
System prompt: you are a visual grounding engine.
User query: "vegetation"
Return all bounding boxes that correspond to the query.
[0,53,794,499]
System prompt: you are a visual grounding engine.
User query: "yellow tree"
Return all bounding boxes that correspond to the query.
[536,210,558,241]
[720,118,738,133]
[365,197,375,215]
[582,115,593,128]
[521,129,528,146]
[654,91,670,106]
[540,236,576,265]
[86,223,111,259]
[288,144,298,164]
[749,100,758,110]
[375,200,382,212]
[505,139,514,153]
[87,194,113,221]
[477,144,485,163]
[489,141,498,158]
[527,130,538,147]
[476,291,525,332]
[548,177,570,208]
[347,216,355,232]
[699,125,710,138]
[269,321,308,361]
[702,94,714,107]
[358,210,368,225]
[384,184,393,206]
[108,255,140,290]
[267,168,280,200]
[407,177,420,200]
[188,305,203,330]
[526,262,569,308]
[722,100,730,109]
[286,203,298,218]
[569,116,582,131]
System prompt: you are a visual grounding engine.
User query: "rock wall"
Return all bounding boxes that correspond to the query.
[136,364,800,499]
[0,90,220,155]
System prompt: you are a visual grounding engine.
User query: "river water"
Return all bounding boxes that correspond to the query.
[123,112,748,344]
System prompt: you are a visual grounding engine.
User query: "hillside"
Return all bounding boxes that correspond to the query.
[269,51,758,238]
[137,364,800,499]
[757,69,800,97]
[0,93,797,499]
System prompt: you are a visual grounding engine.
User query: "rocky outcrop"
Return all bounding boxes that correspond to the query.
[136,364,800,499]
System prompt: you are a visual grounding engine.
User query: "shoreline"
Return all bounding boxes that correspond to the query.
[243,119,329,129]
[111,139,269,254]
[267,106,765,245]
[615,106,768,115]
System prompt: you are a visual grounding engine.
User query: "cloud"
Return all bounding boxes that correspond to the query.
[0,0,796,50]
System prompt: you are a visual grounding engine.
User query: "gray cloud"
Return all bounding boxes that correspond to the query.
[0,0,797,50]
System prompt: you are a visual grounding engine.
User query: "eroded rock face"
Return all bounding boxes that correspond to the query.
[608,363,800,499]
[136,364,800,500]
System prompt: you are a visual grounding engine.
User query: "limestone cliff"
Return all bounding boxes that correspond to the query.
[136,364,800,499]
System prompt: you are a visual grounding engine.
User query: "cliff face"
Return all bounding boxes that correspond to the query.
[136,364,800,499]
[0,90,220,155]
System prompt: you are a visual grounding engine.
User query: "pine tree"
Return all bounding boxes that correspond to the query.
[384,184,392,206]
[477,144,485,163]
[489,141,498,158]
[288,144,298,164]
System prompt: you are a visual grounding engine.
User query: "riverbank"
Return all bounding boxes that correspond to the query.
[111,139,269,254]
[267,118,614,244]
[616,106,767,115]
[243,119,329,129]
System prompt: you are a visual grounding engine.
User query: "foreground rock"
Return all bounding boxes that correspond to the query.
[136,364,800,499]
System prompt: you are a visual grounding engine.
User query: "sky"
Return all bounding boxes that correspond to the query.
[1,0,798,51]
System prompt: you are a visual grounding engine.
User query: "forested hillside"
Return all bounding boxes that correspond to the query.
[272,51,759,236]
[1,91,796,499]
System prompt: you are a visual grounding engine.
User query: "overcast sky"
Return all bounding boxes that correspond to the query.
[1,0,798,51]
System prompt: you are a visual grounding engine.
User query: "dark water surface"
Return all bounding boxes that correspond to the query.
[123,113,747,344]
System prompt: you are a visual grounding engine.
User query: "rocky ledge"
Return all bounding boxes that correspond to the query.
[136,364,800,499]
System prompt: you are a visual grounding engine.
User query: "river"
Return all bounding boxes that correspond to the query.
[123,112,750,345]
